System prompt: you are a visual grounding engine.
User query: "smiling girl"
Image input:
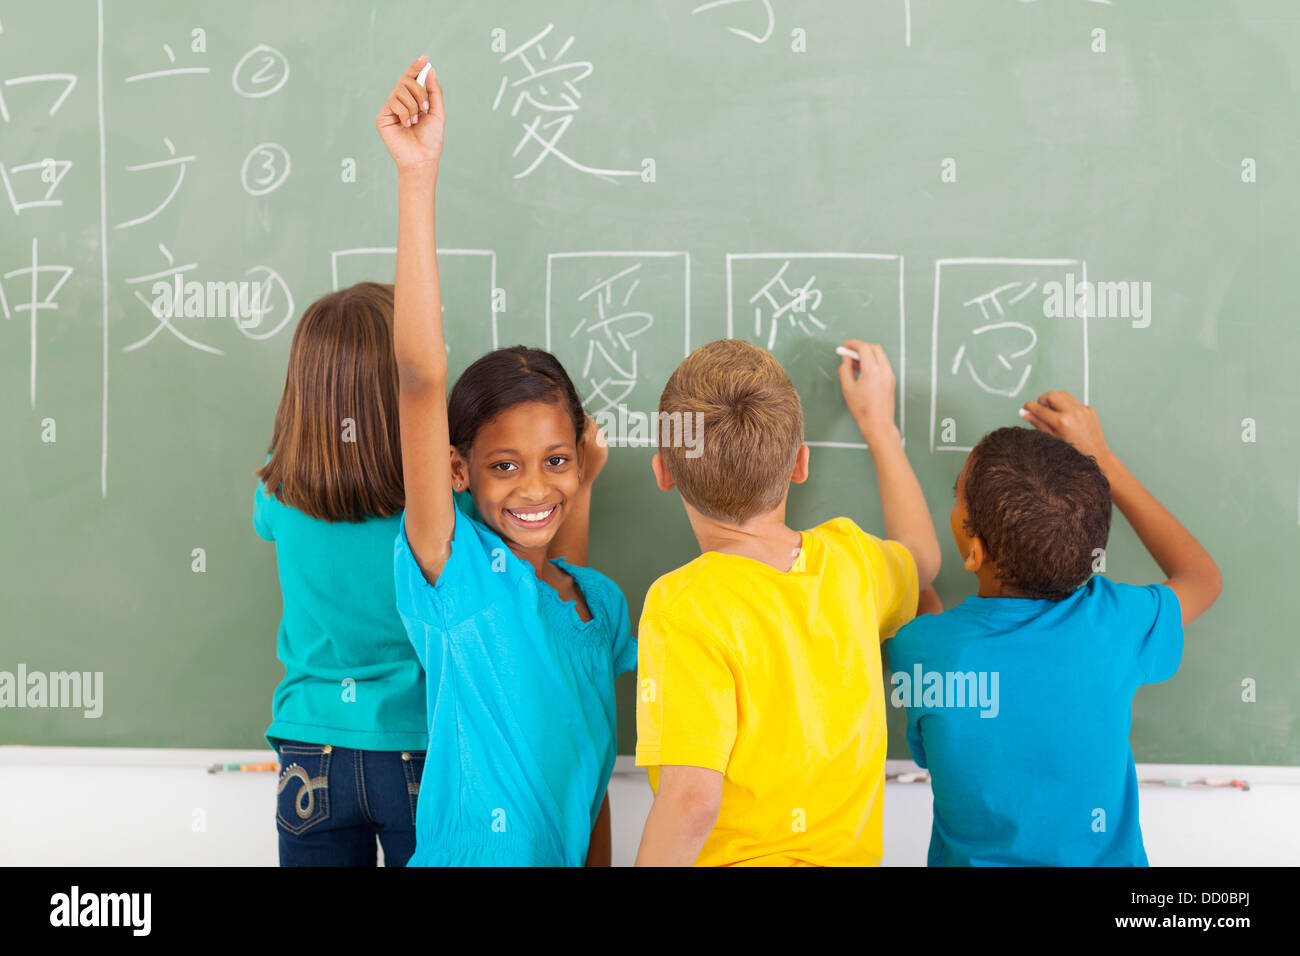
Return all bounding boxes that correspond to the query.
[377,57,635,866]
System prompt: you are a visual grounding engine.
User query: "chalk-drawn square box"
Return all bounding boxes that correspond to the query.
[929,258,1089,453]
[726,253,905,449]
[546,252,690,435]
[329,247,498,381]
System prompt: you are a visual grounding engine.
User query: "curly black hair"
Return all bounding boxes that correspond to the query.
[962,427,1112,601]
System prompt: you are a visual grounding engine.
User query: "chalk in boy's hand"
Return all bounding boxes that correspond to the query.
[376,55,445,170]
[838,339,897,443]
[1020,390,1113,468]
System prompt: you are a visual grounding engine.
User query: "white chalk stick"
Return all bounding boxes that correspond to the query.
[835,346,860,362]
[416,61,432,88]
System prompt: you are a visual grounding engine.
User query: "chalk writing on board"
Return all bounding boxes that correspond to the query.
[234,266,294,341]
[0,73,77,122]
[953,281,1041,397]
[114,137,196,231]
[727,253,905,449]
[491,25,641,182]
[122,244,222,356]
[692,0,775,44]
[231,44,289,99]
[124,42,210,84]
[0,73,77,212]
[749,259,826,350]
[930,258,1088,453]
[240,143,290,196]
[2,238,73,407]
[572,264,654,415]
[0,159,74,214]
[547,252,691,430]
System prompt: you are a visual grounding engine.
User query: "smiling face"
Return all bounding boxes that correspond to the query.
[453,399,581,555]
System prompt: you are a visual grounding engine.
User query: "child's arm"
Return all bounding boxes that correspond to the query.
[839,340,941,587]
[548,419,609,567]
[1021,391,1222,625]
[917,585,944,615]
[377,57,455,581]
[584,790,612,866]
[634,765,723,866]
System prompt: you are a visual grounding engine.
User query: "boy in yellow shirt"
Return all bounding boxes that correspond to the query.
[635,338,941,866]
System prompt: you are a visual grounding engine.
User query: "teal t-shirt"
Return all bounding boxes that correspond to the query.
[254,481,427,754]
[394,496,636,866]
[889,575,1183,866]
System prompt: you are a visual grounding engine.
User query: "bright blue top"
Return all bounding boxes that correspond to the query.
[254,481,428,754]
[889,575,1183,867]
[394,496,636,867]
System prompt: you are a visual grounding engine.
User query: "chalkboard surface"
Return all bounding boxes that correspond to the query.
[3,1,1296,764]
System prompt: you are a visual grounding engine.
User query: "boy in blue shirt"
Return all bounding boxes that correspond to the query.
[890,390,1221,866]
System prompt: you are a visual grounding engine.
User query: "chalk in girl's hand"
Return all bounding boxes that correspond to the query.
[1018,408,1031,420]
[415,60,433,114]
[835,346,860,362]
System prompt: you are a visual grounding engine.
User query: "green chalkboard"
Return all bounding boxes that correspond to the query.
[2,0,1296,765]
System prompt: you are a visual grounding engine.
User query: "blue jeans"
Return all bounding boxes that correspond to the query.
[276,740,425,866]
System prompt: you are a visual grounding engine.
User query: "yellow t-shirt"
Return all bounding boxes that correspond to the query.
[635,517,919,866]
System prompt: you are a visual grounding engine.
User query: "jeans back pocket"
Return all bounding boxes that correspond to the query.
[276,742,332,835]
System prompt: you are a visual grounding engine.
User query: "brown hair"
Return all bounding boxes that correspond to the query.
[962,426,1112,600]
[657,339,804,524]
[255,282,404,522]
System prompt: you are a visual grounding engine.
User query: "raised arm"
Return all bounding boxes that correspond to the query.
[839,340,942,587]
[1021,391,1222,626]
[377,57,455,581]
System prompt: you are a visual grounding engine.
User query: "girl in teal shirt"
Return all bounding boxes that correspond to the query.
[378,58,635,866]
[254,281,429,866]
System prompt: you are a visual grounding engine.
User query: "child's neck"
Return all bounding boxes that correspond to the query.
[974,567,1033,599]
[509,543,550,579]
[686,503,803,573]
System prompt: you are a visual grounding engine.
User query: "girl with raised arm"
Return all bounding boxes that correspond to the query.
[377,57,634,866]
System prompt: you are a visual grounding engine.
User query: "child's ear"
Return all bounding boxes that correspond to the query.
[790,444,811,484]
[651,453,675,492]
[449,447,469,491]
[963,536,986,574]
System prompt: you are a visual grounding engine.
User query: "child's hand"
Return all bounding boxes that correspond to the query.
[376,56,445,171]
[1020,391,1113,466]
[838,340,897,443]
[578,416,609,488]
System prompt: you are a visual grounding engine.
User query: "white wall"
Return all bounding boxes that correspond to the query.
[1,748,1295,866]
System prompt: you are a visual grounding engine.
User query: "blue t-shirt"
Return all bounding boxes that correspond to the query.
[889,575,1182,867]
[394,497,636,867]
[254,482,428,754]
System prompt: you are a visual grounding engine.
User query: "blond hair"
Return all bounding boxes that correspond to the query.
[657,339,803,524]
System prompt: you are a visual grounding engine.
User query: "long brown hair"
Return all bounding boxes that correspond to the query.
[256,282,404,521]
